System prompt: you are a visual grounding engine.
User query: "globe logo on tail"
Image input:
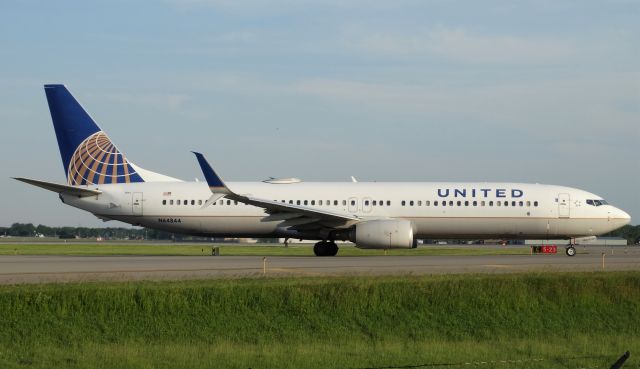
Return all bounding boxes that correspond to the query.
[67,131,143,185]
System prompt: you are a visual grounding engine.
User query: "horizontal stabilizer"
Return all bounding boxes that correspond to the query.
[13,177,102,197]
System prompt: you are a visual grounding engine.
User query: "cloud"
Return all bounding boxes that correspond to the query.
[348,27,577,64]
[291,74,639,139]
[103,92,190,111]
[217,31,257,43]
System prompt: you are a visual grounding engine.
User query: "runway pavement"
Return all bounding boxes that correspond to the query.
[1,249,639,284]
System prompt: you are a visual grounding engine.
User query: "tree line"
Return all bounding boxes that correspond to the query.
[0,223,281,242]
[1,223,178,240]
[605,225,640,245]
[1,222,638,244]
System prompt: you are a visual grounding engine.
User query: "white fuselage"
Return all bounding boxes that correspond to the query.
[61,181,630,241]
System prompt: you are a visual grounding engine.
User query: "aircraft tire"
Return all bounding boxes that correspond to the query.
[328,241,339,256]
[565,246,576,257]
[313,241,338,256]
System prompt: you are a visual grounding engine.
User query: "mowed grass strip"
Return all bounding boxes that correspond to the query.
[0,243,530,256]
[0,272,639,368]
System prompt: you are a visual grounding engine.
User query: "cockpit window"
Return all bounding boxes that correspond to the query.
[587,199,607,206]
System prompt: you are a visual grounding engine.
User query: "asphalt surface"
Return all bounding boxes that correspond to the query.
[0,249,639,284]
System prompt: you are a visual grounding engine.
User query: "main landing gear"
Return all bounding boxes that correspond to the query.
[313,241,339,256]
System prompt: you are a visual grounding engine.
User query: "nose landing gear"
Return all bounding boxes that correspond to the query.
[565,246,576,256]
[313,241,339,256]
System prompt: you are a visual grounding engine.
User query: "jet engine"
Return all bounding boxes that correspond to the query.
[349,219,416,249]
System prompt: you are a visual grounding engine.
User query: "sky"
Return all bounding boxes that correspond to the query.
[0,0,638,227]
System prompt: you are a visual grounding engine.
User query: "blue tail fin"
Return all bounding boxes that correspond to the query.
[44,84,145,185]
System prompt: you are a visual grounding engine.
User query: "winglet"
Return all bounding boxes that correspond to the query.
[192,152,230,194]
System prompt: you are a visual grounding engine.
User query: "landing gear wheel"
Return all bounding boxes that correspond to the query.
[566,246,576,257]
[327,242,339,256]
[313,241,339,256]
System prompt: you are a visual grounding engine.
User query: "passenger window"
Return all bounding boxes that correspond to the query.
[402,201,406,206]
[511,201,516,207]
[318,200,322,205]
[387,201,391,206]
[519,201,523,207]
[449,201,453,206]
[351,200,356,206]
[234,201,238,205]
[296,200,301,205]
[311,200,315,205]
[410,201,414,206]
[177,200,181,205]
[534,201,539,207]
[426,201,430,206]
[191,200,195,205]
[184,200,187,205]
[465,201,469,206]
[365,200,370,206]
[526,201,531,207]
[504,201,508,207]
[442,201,446,207]
[373,200,377,206]
[162,200,166,205]
[472,201,477,206]
[227,200,231,205]
[417,201,422,206]
[343,200,347,206]
[496,201,500,207]
[481,201,485,206]
[456,201,461,206]
[289,200,293,204]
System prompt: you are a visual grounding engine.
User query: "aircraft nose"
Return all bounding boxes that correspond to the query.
[618,209,631,225]
[615,208,631,225]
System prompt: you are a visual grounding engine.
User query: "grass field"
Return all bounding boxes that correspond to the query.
[0,243,532,256]
[0,272,638,368]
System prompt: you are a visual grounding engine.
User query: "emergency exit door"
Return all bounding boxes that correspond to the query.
[132,192,143,216]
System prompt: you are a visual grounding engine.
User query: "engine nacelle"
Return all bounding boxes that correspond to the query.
[350,219,416,249]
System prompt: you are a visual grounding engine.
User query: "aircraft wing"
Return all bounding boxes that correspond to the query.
[192,152,359,231]
[13,177,102,197]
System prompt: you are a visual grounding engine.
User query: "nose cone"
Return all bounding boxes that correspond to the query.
[618,208,632,225]
[612,207,632,226]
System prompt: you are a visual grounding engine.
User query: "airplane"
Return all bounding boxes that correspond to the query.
[14,84,631,257]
